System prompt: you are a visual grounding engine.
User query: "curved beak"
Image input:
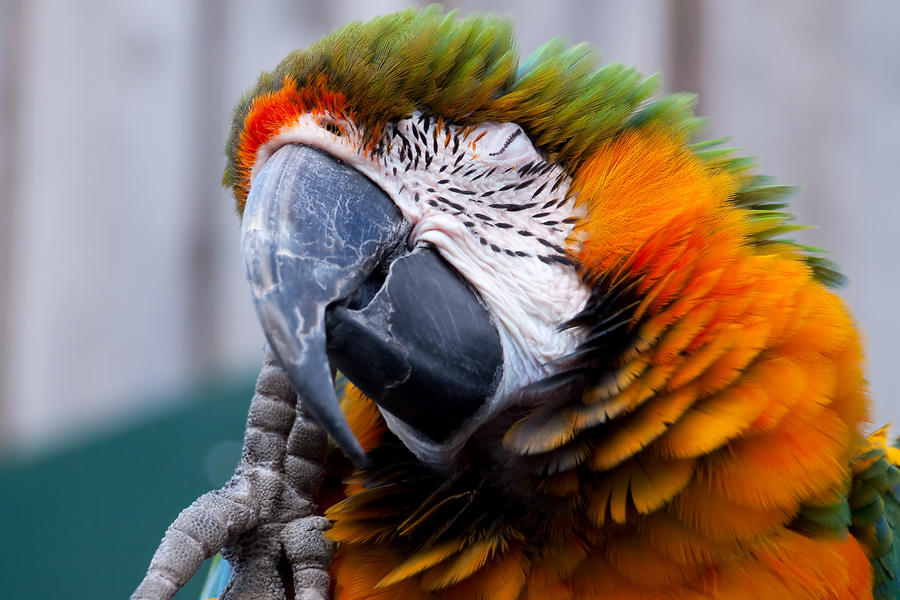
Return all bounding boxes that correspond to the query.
[241,144,502,463]
[242,144,406,462]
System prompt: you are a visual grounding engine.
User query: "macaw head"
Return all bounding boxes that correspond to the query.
[226,7,850,475]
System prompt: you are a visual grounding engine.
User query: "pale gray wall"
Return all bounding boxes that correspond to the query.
[1,0,896,457]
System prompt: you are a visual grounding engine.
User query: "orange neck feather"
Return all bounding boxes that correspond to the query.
[326,130,873,599]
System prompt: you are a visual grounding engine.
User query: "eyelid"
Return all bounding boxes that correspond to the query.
[489,129,522,156]
[472,123,540,167]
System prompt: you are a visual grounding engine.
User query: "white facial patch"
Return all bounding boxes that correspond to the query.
[254,111,591,464]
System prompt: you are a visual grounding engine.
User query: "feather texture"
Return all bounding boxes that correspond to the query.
[321,127,875,598]
[223,7,888,598]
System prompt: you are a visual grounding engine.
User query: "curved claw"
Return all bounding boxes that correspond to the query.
[132,351,332,600]
[131,488,256,600]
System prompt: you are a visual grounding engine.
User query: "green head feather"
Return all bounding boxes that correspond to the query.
[223,6,697,187]
[223,5,844,288]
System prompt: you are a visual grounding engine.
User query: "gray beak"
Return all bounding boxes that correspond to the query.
[241,144,503,464]
[241,145,407,462]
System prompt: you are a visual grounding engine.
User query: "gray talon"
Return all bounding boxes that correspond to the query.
[132,349,335,600]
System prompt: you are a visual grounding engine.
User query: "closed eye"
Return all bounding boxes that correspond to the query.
[489,128,522,156]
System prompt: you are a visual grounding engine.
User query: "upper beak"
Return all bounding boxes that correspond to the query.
[241,144,404,462]
[241,144,503,463]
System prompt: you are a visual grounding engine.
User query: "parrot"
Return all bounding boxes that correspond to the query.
[132,6,900,600]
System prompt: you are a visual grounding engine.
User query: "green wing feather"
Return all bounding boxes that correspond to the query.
[849,428,900,600]
[790,428,900,598]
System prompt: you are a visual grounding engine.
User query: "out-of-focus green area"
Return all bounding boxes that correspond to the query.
[0,375,255,599]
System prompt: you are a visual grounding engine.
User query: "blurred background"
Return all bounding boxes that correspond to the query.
[1,0,897,597]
